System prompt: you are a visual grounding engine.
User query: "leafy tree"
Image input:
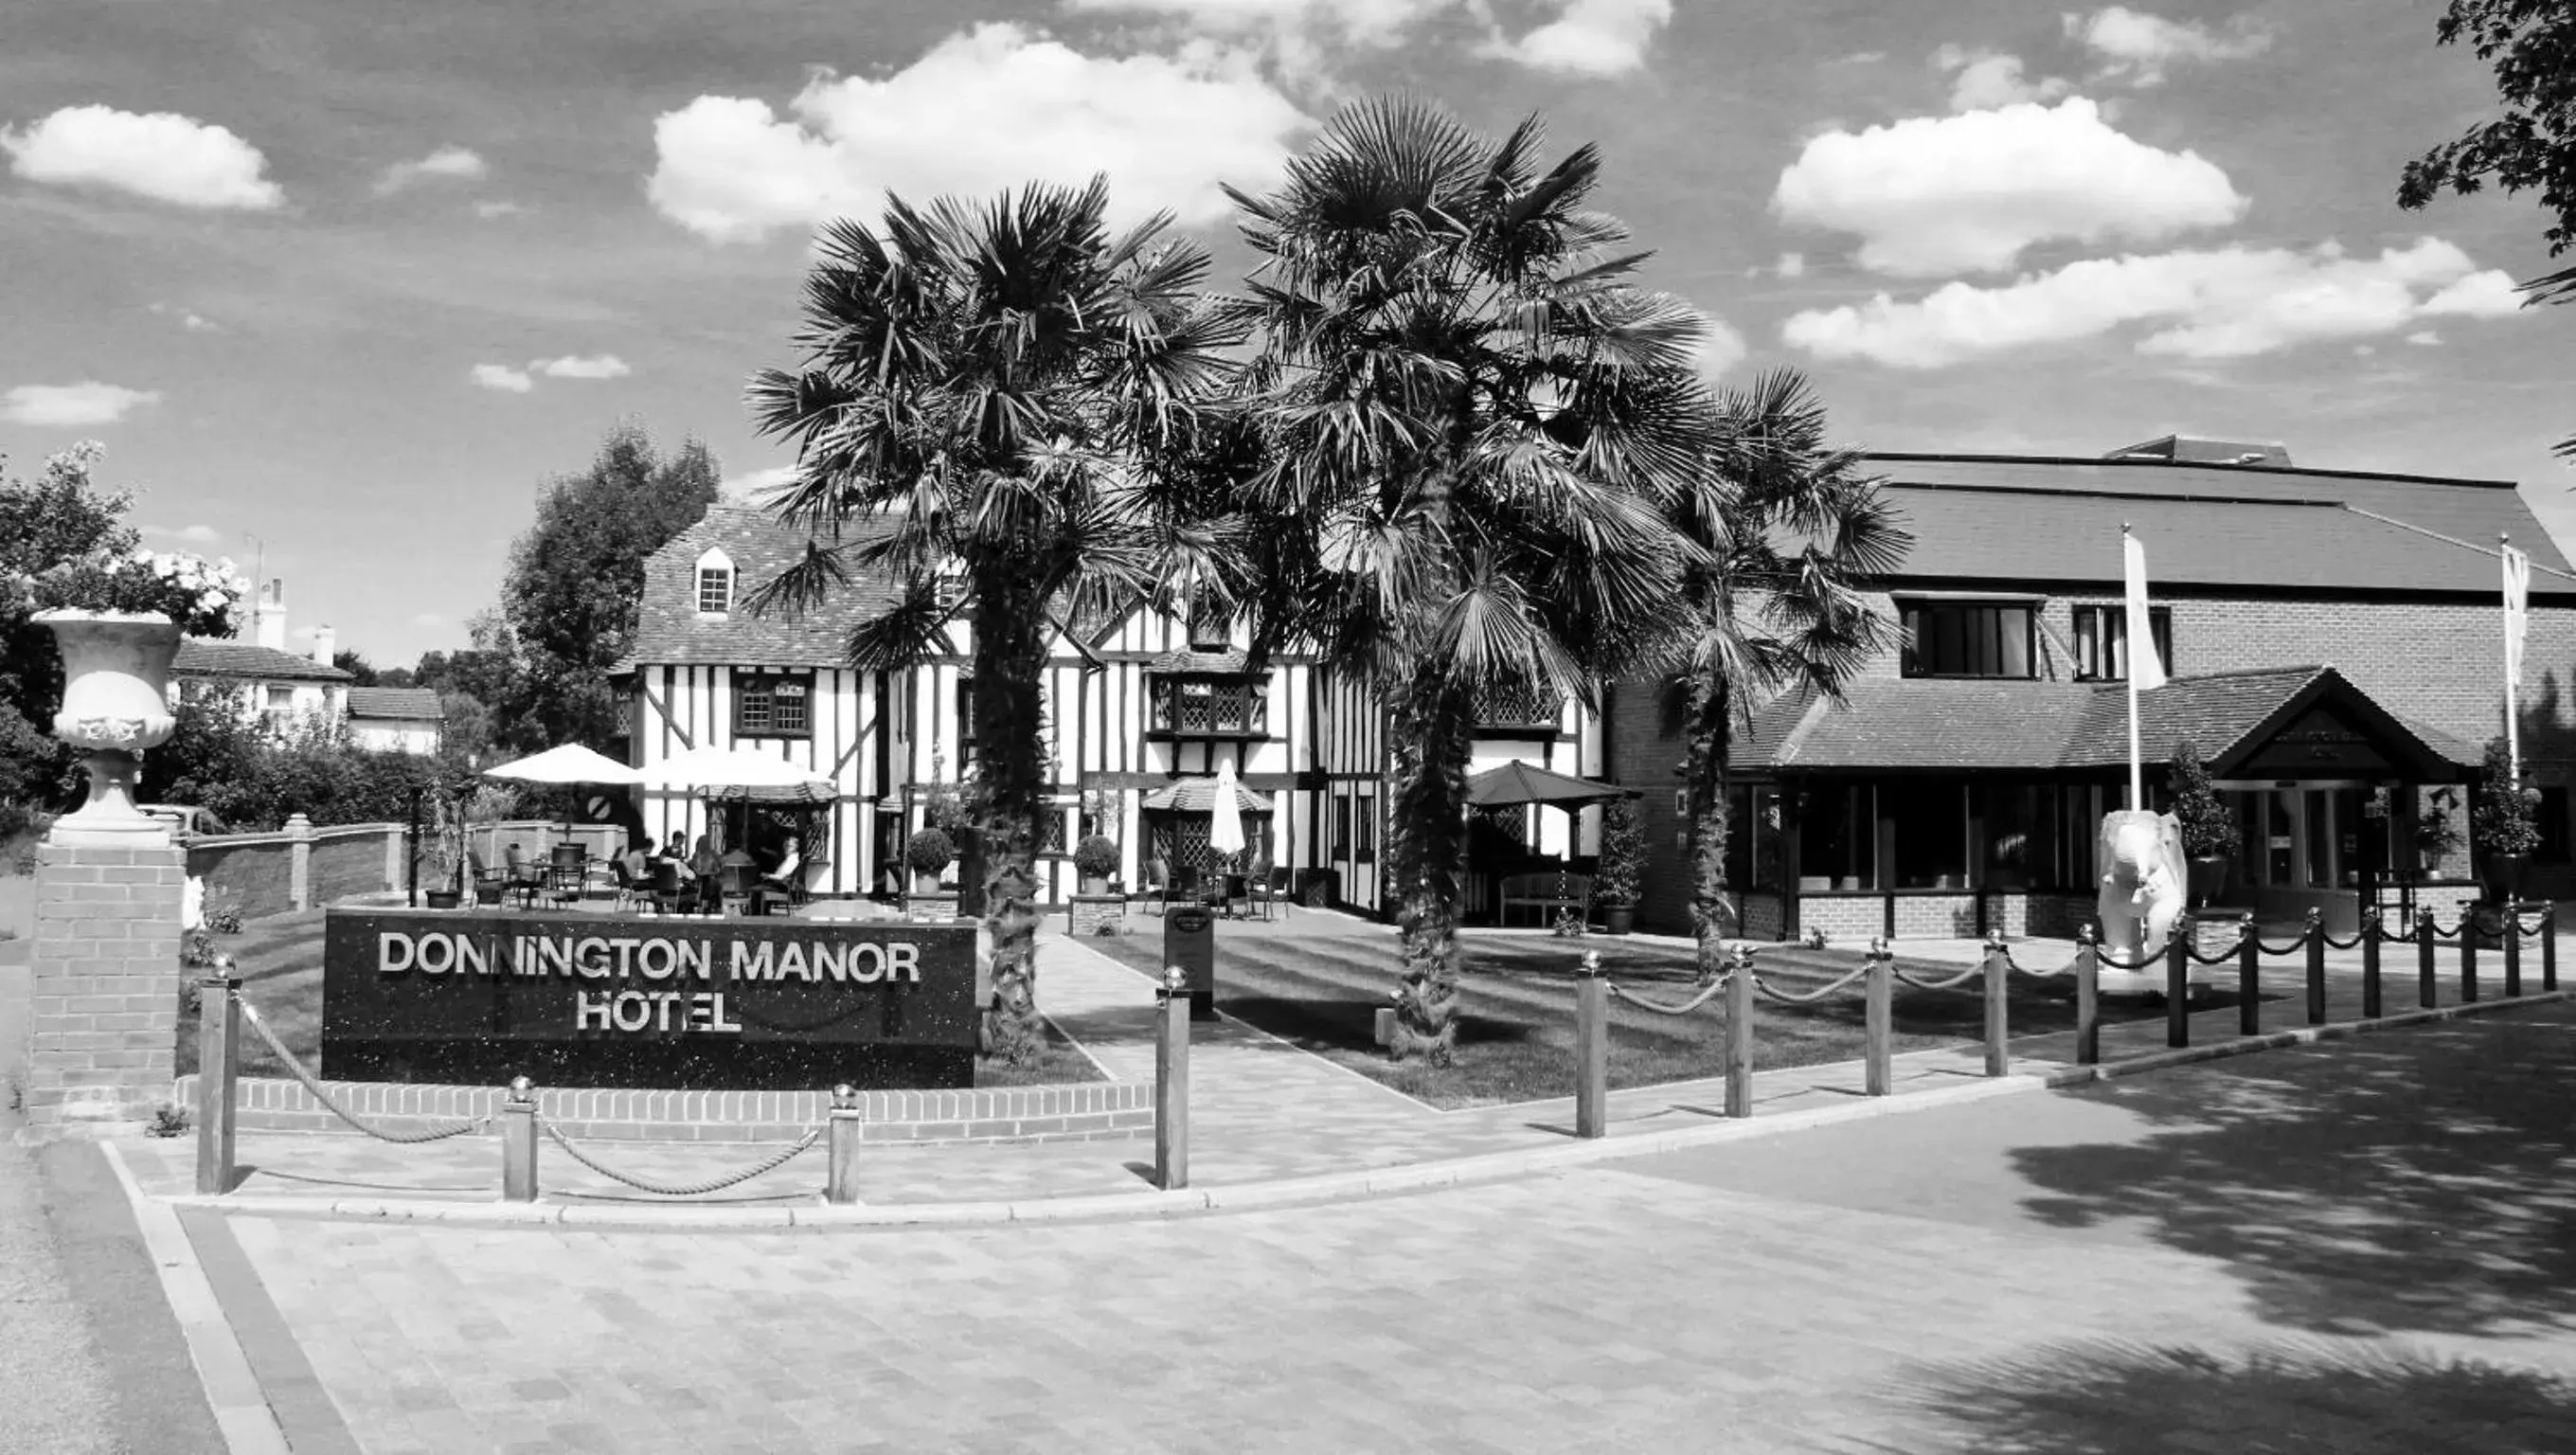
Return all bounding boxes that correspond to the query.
[331,648,379,686]
[1225,97,1716,1062]
[500,422,720,747]
[1665,370,1905,976]
[747,177,1239,1062]
[0,441,145,812]
[2398,0,2576,454]
[2473,736,2542,857]
[2168,741,2240,860]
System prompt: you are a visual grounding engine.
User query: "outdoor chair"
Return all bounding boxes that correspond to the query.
[545,843,585,906]
[1141,857,1175,915]
[606,855,645,911]
[1498,870,1591,927]
[646,860,689,916]
[501,845,546,909]
[1244,864,1282,922]
[463,849,509,904]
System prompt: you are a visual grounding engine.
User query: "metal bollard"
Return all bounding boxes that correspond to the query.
[2546,905,2560,993]
[824,1084,864,1206]
[2504,902,2524,998]
[1574,951,1608,1137]
[2461,911,2480,1004]
[1154,966,1190,1191]
[1863,938,1892,1097]
[500,1076,539,1203]
[2074,925,2101,1068]
[194,964,242,1196]
[1981,930,2010,1078]
[2166,916,2191,1049]
[1723,944,1754,1119]
[2238,918,2261,1038]
[2303,907,2327,1027]
[2361,910,2383,1020]
[2418,908,2439,1010]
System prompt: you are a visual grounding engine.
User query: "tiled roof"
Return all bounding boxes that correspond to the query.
[1733,666,2482,775]
[1864,455,2576,596]
[1148,649,1250,674]
[172,639,350,682]
[630,505,905,669]
[346,687,443,720]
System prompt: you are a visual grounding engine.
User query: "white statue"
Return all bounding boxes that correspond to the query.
[2096,809,2190,995]
[181,873,206,934]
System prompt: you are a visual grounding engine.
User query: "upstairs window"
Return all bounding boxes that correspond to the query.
[1901,602,2034,679]
[695,548,735,617]
[1187,593,1230,651]
[954,676,976,766]
[1149,676,1268,735]
[734,672,812,739]
[2072,605,2175,681]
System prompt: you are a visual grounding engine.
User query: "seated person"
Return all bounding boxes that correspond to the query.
[656,832,697,883]
[617,836,652,884]
[690,835,723,912]
[758,836,802,896]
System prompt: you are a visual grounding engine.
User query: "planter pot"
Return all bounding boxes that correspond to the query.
[474,884,505,907]
[2189,853,2231,907]
[1080,873,1111,896]
[424,889,463,910]
[2480,850,2530,905]
[34,609,182,842]
[1601,904,1637,936]
[913,871,947,893]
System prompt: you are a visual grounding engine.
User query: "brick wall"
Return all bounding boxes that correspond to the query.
[188,833,298,918]
[23,839,186,1130]
[309,826,393,907]
[1067,894,1127,938]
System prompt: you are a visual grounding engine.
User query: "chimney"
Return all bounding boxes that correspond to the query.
[312,623,336,667]
[254,580,287,651]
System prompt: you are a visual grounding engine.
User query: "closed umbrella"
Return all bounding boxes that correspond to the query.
[1208,757,1247,864]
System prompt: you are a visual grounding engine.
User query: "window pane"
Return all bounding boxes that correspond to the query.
[2073,609,2100,677]
[1998,609,2030,677]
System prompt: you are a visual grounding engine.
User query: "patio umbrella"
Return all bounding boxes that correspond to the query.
[640,745,833,803]
[1208,757,1248,864]
[1464,761,1630,807]
[481,744,641,786]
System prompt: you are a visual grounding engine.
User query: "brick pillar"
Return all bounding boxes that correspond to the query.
[286,812,313,911]
[25,835,187,1132]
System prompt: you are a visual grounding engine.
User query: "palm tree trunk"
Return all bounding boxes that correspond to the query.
[971,560,1049,1064]
[1386,675,1473,1064]
[1683,672,1735,979]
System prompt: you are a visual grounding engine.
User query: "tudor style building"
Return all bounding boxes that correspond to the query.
[1611,437,2576,940]
[618,505,1605,908]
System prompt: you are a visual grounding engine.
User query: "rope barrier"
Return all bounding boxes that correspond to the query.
[1750,964,1872,1005]
[535,1117,823,1197]
[2254,936,2307,958]
[237,998,492,1145]
[2094,947,2157,973]
[2317,930,2366,951]
[1603,977,1731,1016]
[2184,942,2241,967]
[1890,963,1982,993]
[2422,916,2465,941]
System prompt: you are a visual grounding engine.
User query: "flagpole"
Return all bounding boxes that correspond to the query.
[2505,531,2522,788]
[2125,522,2141,812]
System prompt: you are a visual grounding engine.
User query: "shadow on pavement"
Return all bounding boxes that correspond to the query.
[1871,1338,2575,1455]
[2010,1011,2576,1339]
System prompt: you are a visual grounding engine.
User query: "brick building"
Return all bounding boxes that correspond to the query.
[1611,437,2576,940]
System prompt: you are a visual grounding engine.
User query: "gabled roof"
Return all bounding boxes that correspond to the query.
[173,639,350,683]
[1864,454,2576,597]
[630,505,904,669]
[1733,666,2482,777]
[347,687,443,720]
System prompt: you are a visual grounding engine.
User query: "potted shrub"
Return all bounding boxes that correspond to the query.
[25,545,247,839]
[1073,834,1119,895]
[2414,786,2464,878]
[1594,798,1645,936]
[2169,741,2240,907]
[907,827,956,893]
[2472,738,2540,904]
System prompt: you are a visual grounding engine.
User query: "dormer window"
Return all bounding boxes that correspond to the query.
[1187,592,1229,651]
[695,548,735,617]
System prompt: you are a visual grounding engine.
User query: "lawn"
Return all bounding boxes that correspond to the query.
[1082,924,2261,1109]
[171,911,1103,1087]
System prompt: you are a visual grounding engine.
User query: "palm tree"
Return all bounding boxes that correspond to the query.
[743,177,1241,1061]
[1667,369,1908,975]
[1225,97,1722,1063]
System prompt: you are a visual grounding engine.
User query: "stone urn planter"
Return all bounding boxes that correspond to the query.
[35,609,183,843]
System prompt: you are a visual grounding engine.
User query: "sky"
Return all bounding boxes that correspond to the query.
[2,0,2566,668]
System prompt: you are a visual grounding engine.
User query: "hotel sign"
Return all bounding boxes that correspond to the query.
[2241,708,2393,777]
[320,909,976,1090]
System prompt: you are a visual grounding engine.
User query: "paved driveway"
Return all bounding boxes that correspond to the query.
[185,1000,2576,1453]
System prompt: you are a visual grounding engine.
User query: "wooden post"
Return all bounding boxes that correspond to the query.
[500,1077,538,1203]
[2238,918,2260,1037]
[1864,937,1892,1097]
[2166,914,2191,1049]
[1980,930,2009,1079]
[1574,952,1608,1138]
[2460,911,2479,1004]
[193,968,242,1196]
[824,1084,864,1205]
[1154,966,1190,1190]
[2303,907,2327,1027]
[2417,907,2438,1010]
[2075,925,2101,1068]
[2503,902,2524,998]
[2361,909,2383,1020]
[1723,944,1754,1119]
[2545,905,2559,993]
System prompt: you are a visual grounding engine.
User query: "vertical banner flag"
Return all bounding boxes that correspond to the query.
[2123,531,2169,691]
[2504,541,2531,782]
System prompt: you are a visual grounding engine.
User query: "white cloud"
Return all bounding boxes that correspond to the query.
[2407,330,2443,347]
[1689,318,1749,384]
[143,523,223,545]
[2065,7,2275,86]
[410,612,448,628]
[1776,252,1805,278]
[1,380,162,426]
[1772,98,2246,277]
[1477,0,1674,77]
[647,24,1310,244]
[530,353,631,380]
[148,301,218,332]
[472,199,525,219]
[373,145,488,196]
[1060,0,1450,45]
[0,104,283,209]
[470,363,533,393]
[721,466,799,500]
[2419,269,2525,317]
[1931,45,2072,112]
[1781,238,2529,368]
